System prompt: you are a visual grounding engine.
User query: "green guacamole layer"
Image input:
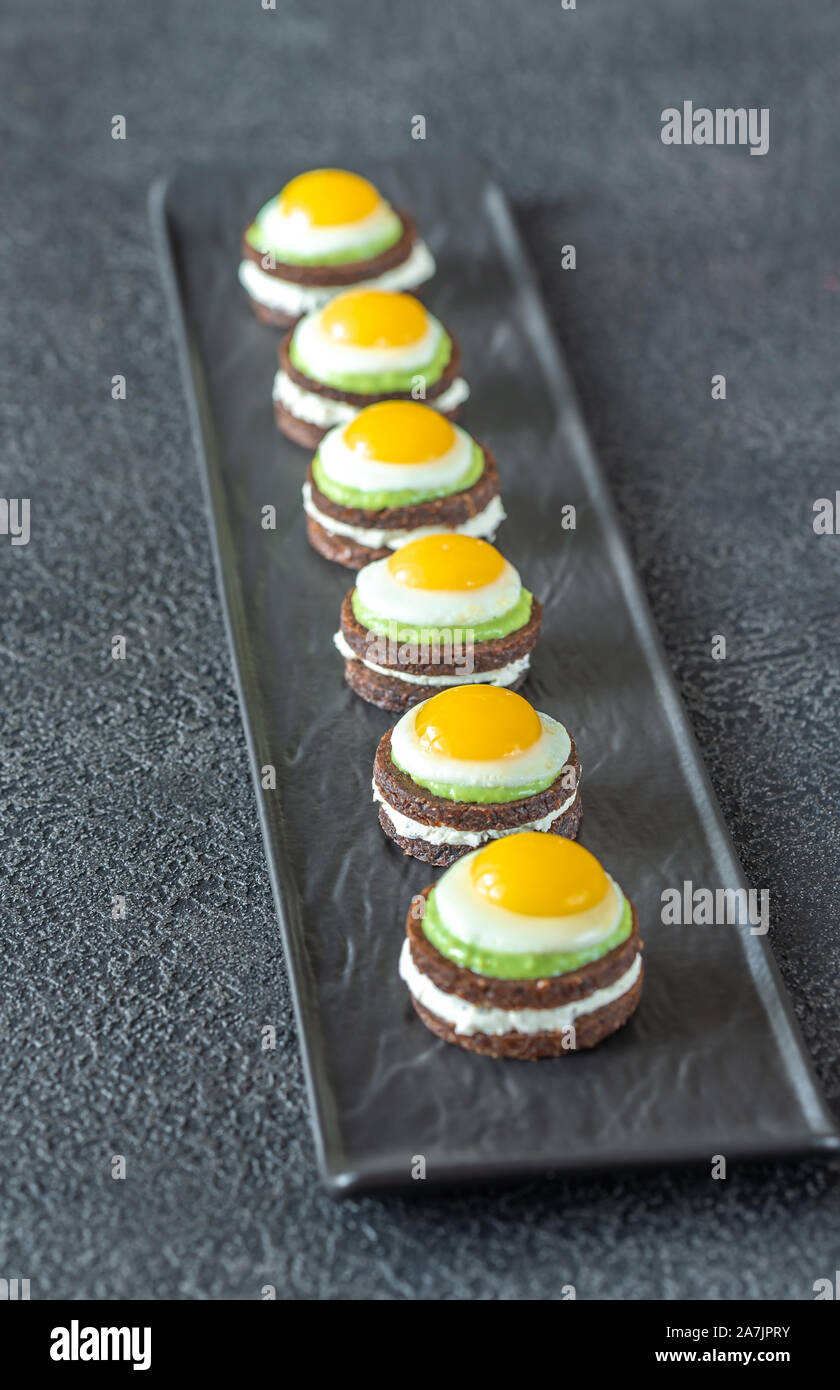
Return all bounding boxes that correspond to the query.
[244,213,402,266]
[391,748,557,803]
[312,442,483,511]
[352,587,532,647]
[422,888,632,979]
[290,329,452,393]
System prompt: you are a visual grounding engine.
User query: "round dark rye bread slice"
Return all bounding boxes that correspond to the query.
[343,585,540,677]
[410,978,643,1059]
[341,588,542,676]
[338,597,543,711]
[305,447,502,568]
[342,656,529,713]
[404,885,643,1058]
[241,210,418,288]
[310,446,500,534]
[273,403,342,450]
[306,514,388,569]
[375,726,581,862]
[248,300,300,331]
[379,791,582,866]
[338,598,543,711]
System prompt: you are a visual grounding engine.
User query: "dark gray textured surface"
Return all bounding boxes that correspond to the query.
[2,0,839,1299]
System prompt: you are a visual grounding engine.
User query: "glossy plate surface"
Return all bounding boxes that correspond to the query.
[151,163,838,1193]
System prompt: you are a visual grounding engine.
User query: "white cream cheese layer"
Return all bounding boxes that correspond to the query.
[302,480,503,550]
[374,782,577,847]
[333,630,530,688]
[275,370,470,429]
[399,939,641,1037]
[276,373,359,426]
[240,241,436,316]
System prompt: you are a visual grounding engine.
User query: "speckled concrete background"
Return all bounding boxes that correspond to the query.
[2,0,839,1299]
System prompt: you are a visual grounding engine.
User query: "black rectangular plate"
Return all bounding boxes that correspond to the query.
[151,161,838,1194]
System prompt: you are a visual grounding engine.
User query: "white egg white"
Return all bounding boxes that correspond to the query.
[434,856,625,956]
[390,702,571,792]
[293,301,442,377]
[319,420,474,495]
[355,551,521,626]
[253,193,401,260]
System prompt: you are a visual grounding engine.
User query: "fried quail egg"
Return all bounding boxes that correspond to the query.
[355,534,521,626]
[252,169,402,262]
[292,289,442,378]
[318,402,473,496]
[390,686,571,793]
[434,833,625,955]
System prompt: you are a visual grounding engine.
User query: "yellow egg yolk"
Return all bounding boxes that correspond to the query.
[387,534,505,590]
[320,290,428,348]
[415,686,542,762]
[470,833,609,917]
[278,169,380,227]
[344,402,456,464]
